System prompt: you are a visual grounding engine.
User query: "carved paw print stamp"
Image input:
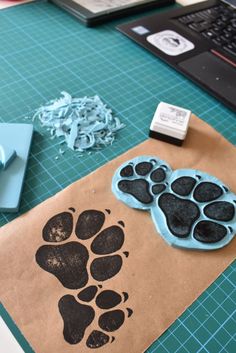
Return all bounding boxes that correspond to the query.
[35,209,132,348]
[112,156,236,250]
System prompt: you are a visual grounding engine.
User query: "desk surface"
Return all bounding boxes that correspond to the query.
[0,1,235,353]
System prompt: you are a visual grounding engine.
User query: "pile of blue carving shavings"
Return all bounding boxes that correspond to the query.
[33,92,125,153]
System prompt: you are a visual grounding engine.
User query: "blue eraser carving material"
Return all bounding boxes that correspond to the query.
[0,124,34,213]
[0,143,16,171]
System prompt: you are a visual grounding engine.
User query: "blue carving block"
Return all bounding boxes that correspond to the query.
[0,124,33,213]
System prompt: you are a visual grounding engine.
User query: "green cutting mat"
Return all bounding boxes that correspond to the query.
[0,1,235,352]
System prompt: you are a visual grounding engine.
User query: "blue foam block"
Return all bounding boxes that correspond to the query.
[0,124,33,213]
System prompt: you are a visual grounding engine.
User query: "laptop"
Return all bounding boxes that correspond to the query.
[117,0,236,112]
[50,0,175,26]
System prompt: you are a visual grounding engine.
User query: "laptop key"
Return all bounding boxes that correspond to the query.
[231,19,236,28]
[212,25,222,33]
[223,32,232,40]
[193,17,206,23]
[220,15,231,22]
[178,15,194,25]
[188,23,199,31]
[204,8,219,18]
[226,25,236,33]
[212,37,227,46]
[220,35,231,43]
[189,21,211,32]
[202,30,216,39]
[223,44,236,57]
[216,19,226,28]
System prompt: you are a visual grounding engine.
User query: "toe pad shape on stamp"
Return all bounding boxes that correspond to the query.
[112,156,172,210]
[112,156,236,250]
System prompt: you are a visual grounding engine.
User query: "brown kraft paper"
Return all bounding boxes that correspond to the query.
[0,115,235,353]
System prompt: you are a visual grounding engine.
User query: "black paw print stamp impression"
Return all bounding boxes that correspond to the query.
[35,209,132,348]
[112,156,236,250]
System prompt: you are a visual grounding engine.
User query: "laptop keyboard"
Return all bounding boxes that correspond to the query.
[177,3,236,58]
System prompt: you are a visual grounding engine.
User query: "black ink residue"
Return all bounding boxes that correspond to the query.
[75,210,105,240]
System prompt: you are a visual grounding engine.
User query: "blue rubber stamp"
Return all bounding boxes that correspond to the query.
[112,156,236,250]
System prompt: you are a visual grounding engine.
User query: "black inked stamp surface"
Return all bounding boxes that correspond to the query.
[171,176,196,196]
[193,182,223,202]
[120,165,133,177]
[150,167,166,183]
[118,179,153,204]
[158,193,200,238]
[193,221,227,243]
[135,161,153,176]
[204,201,235,221]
